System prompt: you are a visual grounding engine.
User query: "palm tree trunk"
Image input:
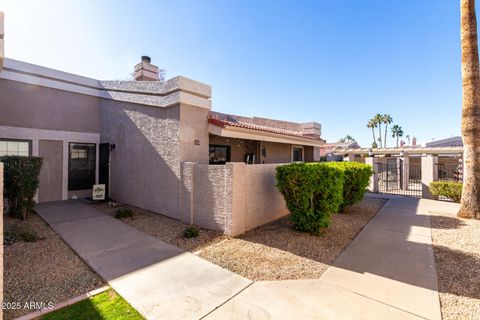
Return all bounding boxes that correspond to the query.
[377,124,382,148]
[397,135,399,147]
[371,128,376,145]
[459,0,480,219]
[384,124,388,148]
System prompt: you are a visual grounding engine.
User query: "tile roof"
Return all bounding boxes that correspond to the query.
[208,115,321,140]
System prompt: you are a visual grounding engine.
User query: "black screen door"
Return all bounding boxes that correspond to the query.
[99,143,110,198]
[68,143,96,191]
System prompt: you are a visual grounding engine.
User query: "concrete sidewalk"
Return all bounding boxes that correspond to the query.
[205,196,458,320]
[36,201,251,320]
[37,197,456,320]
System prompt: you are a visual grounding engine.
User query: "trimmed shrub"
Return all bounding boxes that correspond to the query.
[324,162,373,212]
[1,156,43,220]
[183,226,199,238]
[429,181,462,203]
[115,207,133,219]
[276,163,344,234]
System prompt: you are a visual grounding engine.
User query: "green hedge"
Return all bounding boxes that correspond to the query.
[324,162,373,212]
[429,181,462,203]
[1,156,43,219]
[276,163,344,234]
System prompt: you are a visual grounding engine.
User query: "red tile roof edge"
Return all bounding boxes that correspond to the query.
[208,116,323,141]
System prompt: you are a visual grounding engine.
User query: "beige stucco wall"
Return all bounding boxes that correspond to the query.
[180,105,209,164]
[0,79,100,133]
[180,162,288,236]
[100,99,182,219]
[229,163,288,235]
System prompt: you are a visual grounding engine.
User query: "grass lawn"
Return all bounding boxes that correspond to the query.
[41,290,144,320]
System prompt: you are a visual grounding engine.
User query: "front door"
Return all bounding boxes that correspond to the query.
[38,140,63,202]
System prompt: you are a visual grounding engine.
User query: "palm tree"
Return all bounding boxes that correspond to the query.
[382,114,393,148]
[458,0,480,219]
[373,113,383,148]
[391,125,404,147]
[367,119,377,146]
[406,134,411,145]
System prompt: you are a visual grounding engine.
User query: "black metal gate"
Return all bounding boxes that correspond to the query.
[377,159,422,198]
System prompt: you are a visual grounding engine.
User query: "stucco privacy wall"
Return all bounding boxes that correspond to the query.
[180,162,288,236]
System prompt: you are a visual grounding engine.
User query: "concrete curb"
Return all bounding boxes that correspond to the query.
[13,286,110,320]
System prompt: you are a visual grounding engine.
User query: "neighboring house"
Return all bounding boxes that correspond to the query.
[425,136,463,148]
[0,56,324,224]
[319,141,361,161]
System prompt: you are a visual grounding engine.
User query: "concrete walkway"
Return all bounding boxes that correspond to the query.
[36,201,251,320]
[37,196,458,320]
[205,195,460,320]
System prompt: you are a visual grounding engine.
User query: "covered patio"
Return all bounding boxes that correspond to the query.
[207,113,324,165]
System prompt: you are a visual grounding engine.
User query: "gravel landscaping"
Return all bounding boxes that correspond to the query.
[96,197,386,281]
[198,197,386,280]
[92,203,227,252]
[3,214,105,320]
[429,210,480,320]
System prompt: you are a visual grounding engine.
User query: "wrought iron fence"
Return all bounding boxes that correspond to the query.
[377,160,422,198]
[438,163,463,182]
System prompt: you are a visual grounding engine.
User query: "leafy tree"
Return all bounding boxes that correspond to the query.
[339,135,356,143]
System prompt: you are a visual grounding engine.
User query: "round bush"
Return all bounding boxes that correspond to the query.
[324,162,373,212]
[276,163,344,234]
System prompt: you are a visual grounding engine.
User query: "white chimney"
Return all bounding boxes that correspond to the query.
[134,56,159,81]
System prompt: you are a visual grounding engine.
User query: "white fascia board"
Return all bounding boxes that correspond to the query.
[208,124,324,147]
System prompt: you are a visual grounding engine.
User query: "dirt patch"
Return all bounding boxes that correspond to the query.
[3,214,105,320]
[429,210,480,320]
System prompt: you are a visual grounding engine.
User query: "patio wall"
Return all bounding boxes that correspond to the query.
[180,162,289,236]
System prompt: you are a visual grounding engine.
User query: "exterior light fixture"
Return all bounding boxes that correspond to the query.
[109,144,116,151]
[368,149,373,157]
[400,150,404,157]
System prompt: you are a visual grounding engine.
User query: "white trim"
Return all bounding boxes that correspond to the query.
[209,124,324,147]
[0,125,100,201]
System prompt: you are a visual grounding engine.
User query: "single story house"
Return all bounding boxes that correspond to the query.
[0,52,325,235]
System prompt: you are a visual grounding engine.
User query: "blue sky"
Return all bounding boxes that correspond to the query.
[0,0,462,146]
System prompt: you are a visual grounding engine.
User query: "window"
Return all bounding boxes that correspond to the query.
[0,139,31,156]
[209,145,231,165]
[292,147,303,162]
[68,143,96,191]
